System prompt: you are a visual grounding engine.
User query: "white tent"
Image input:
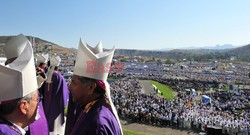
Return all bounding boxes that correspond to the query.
[191,88,196,97]
[201,95,212,104]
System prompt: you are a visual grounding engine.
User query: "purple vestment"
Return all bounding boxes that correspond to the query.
[29,101,49,135]
[70,96,122,135]
[41,72,69,132]
[65,94,81,135]
[0,117,22,135]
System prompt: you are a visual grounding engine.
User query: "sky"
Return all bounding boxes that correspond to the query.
[1,0,250,50]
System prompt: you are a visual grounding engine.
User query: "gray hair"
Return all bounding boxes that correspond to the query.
[0,91,37,116]
[20,91,37,102]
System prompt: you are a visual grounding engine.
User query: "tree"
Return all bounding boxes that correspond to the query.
[165,59,172,64]
[157,59,162,63]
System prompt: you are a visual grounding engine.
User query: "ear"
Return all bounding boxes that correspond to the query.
[87,82,97,95]
[19,100,29,115]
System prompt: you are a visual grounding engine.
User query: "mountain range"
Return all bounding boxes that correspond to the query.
[159,44,238,51]
[0,35,249,61]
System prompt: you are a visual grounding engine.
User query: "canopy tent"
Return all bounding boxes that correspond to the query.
[201,95,212,104]
[191,89,196,97]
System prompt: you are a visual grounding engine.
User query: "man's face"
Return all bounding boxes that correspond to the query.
[39,63,46,70]
[69,75,92,104]
[24,91,40,124]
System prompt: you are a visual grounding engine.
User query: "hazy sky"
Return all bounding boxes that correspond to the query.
[1,0,250,50]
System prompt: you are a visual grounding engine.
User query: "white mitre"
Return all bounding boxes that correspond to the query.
[86,41,103,54]
[0,36,38,103]
[50,55,61,67]
[36,53,49,64]
[73,39,115,81]
[45,55,61,83]
[73,39,123,134]
[3,34,28,59]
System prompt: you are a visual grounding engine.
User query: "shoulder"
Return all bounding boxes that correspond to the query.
[0,124,17,134]
[52,71,61,78]
[92,105,121,135]
[93,99,115,122]
[0,123,10,130]
[79,99,121,135]
[53,71,66,81]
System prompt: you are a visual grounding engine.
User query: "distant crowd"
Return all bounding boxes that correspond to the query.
[109,61,250,86]
[110,77,250,135]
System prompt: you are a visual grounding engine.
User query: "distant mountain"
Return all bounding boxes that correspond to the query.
[115,44,250,61]
[226,44,250,61]
[159,44,237,51]
[0,35,76,55]
[114,49,203,59]
[202,44,237,50]
[1,35,249,61]
[157,48,172,51]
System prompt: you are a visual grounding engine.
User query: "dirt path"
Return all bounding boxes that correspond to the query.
[139,80,155,94]
[121,120,199,135]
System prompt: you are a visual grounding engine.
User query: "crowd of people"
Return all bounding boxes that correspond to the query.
[110,76,250,135]
[167,61,250,85]
[110,73,219,91]
[2,34,249,135]
[109,60,250,87]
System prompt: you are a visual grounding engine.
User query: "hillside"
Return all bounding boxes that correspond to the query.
[114,48,225,59]
[114,45,250,61]
[1,35,250,61]
[227,44,250,61]
[0,35,76,55]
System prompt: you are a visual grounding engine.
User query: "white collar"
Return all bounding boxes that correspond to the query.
[11,122,26,135]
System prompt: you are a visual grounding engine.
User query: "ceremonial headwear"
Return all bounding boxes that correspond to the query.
[3,34,27,59]
[73,39,122,134]
[0,35,38,104]
[73,39,114,81]
[36,54,49,64]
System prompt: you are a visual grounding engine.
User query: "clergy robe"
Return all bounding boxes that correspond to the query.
[41,72,69,132]
[70,96,122,135]
[65,94,81,135]
[28,101,49,135]
[0,117,22,135]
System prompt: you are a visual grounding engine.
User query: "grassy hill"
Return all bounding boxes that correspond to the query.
[227,44,250,61]
[0,35,76,55]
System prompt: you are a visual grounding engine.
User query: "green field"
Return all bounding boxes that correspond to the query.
[123,130,145,135]
[222,86,230,91]
[150,80,175,100]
